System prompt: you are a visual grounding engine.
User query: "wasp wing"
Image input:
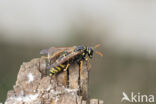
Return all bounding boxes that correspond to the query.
[40,48,49,54]
[40,46,75,60]
[47,47,75,60]
[40,47,60,55]
[47,50,83,69]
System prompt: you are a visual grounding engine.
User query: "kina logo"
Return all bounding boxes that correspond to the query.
[121,92,154,103]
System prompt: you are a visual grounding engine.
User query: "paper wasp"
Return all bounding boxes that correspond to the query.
[40,44,103,83]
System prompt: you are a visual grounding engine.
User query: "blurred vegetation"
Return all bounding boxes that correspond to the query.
[0,35,156,104]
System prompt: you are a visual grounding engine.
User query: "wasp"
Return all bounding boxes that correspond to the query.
[40,46,77,77]
[44,44,103,77]
[40,44,103,85]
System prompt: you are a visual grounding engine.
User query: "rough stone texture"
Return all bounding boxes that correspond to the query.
[5,58,103,104]
[80,61,89,100]
[90,99,98,104]
[69,62,79,89]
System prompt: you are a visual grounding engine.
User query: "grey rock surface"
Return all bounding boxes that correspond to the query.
[5,58,103,104]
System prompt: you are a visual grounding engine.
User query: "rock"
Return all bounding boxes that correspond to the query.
[5,57,103,104]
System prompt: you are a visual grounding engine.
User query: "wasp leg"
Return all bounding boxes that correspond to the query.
[64,64,70,71]
[64,64,70,86]
[49,73,55,78]
[85,58,91,70]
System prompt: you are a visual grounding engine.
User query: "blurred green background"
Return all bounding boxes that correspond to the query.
[0,0,156,104]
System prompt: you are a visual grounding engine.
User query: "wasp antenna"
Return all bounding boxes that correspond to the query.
[94,44,101,49]
[95,51,103,56]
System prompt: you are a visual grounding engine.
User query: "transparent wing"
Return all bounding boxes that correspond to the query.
[47,50,83,69]
[40,48,49,54]
[41,46,75,60]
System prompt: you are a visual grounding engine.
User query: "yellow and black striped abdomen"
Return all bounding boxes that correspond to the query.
[49,64,65,76]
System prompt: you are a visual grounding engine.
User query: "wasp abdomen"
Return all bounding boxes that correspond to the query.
[49,64,65,76]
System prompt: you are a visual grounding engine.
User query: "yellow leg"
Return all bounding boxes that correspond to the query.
[85,58,91,70]
[49,73,55,78]
[49,73,52,77]
[64,64,70,71]
[64,64,70,86]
